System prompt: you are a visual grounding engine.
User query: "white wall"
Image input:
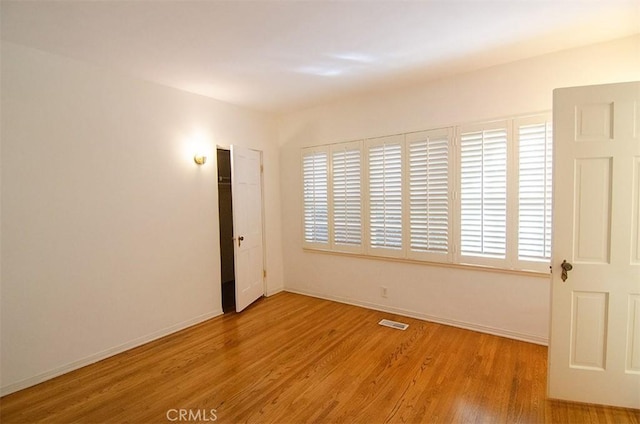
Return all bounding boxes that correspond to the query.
[0,42,283,394]
[278,35,640,344]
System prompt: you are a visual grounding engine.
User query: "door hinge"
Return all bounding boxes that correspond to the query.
[263,269,267,278]
[260,165,264,173]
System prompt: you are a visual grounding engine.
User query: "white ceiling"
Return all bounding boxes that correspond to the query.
[1,1,638,113]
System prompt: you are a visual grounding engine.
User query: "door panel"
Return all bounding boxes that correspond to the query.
[570,291,608,370]
[628,294,640,373]
[575,102,613,142]
[573,157,612,264]
[548,81,640,409]
[231,145,264,312]
[632,158,640,264]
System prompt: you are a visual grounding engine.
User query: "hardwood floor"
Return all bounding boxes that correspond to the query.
[1,292,638,423]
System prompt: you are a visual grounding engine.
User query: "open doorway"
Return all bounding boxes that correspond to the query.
[217,148,235,313]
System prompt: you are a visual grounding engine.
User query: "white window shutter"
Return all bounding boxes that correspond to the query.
[332,142,363,252]
[302,148,329,247]
[300,113,553,274]
[366,135,404,257]
[406,128,452,261]
[517,117,553,268]
[459,123,508,263]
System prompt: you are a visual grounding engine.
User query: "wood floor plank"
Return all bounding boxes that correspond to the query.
[1,292,638,423]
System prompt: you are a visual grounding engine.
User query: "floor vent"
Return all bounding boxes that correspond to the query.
[378,319,409,330]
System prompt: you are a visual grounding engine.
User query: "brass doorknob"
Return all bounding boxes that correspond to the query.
[561,260,573,282]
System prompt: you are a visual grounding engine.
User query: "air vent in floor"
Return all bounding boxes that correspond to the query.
[378,319,409,330]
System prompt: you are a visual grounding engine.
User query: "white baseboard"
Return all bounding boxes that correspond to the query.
[285,288,548,346]
[1,309,223,396]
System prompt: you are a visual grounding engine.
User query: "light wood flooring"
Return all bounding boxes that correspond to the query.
[1,292,639,423]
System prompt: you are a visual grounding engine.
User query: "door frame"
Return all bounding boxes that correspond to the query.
[216,144,267,311]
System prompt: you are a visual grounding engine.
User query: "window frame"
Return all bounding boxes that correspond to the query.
[513,114,553,273]
[455,120,512,269]
[300,113,552,275]
[405,128,454,263]
[365,134,406,259]
[330,141,365,254]
[301,146,331,250]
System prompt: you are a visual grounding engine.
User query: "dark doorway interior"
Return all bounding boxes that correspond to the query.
[217,149,235,313]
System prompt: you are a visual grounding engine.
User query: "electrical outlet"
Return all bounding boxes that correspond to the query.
[381,286,388,298]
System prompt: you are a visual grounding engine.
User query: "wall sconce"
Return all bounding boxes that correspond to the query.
[194,155,207,165]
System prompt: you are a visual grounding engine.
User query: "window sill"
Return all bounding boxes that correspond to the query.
[302,247,551,279]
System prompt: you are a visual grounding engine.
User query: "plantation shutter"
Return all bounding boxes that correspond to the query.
[367,135,404,257]
[459,123,508,261]
[302,148,329,247]
[332,142,363,252]
[517,117,553,266]
[406,128,452,261]
[301,114,553,273]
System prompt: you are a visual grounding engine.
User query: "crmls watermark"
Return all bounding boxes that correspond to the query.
[166,408,218,422]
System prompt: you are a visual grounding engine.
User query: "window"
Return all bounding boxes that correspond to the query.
[301,113,552,274]
[366,135,404,257]
[459,122,509,266]
[407,129,452,261]
[332,142,363,252]
[302,148,329,247]
[516,117,553,269]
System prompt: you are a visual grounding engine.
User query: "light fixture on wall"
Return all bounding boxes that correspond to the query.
[194,154,207,165]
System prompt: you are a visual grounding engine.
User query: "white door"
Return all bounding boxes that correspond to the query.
[231,145,264,312]
[548,81,640,408]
